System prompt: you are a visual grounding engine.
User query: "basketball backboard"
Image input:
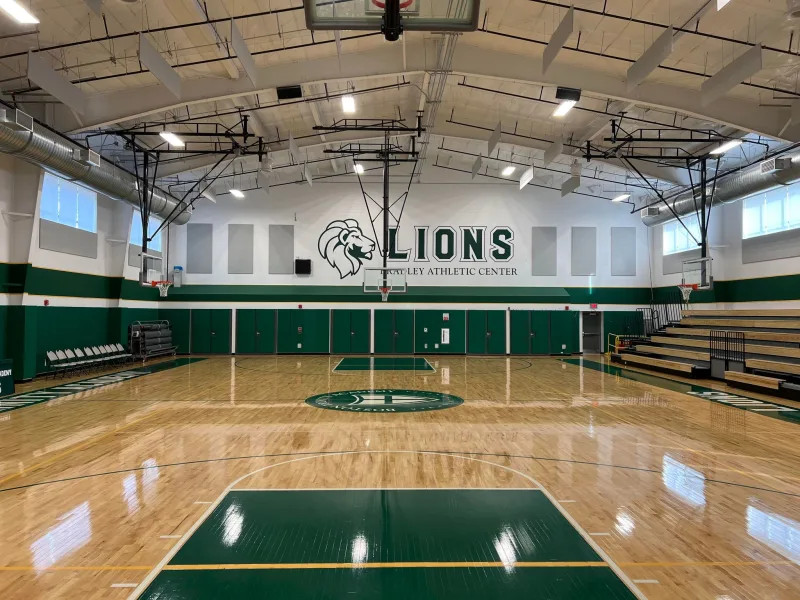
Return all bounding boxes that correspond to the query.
[303,0,480,37]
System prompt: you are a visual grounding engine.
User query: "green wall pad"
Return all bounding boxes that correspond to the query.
[334,358,434,372]
[138,489,635,599]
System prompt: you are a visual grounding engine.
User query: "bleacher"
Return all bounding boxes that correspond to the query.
[611,308,800,398]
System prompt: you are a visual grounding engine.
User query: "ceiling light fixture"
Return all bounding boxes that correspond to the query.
[342,95,356,113]
[553,86,581,118]
[229,189,245,199]
[502,166,516,177]
[709,139,743,155]
[354,163,365,174]
[612,194,631,203]
[0,0,39,24]
[159,131,185,147]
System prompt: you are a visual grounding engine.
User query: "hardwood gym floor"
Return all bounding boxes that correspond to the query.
[0,355,798,599]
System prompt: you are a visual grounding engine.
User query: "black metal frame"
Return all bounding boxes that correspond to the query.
[710,329,745,380]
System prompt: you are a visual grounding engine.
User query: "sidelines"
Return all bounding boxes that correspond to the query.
[563,358,800,424]
[331,356,437,374]
[0,358,204,415]
[126,450,647,600]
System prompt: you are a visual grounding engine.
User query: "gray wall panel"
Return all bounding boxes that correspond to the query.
[610,227,637,276]
[742,229,800,264]
[186,223,213,274]
[39,219,98,259]
[228,224,254,274]
[571,227,596,276]
[531,226,557,276]
[269,224,295,274]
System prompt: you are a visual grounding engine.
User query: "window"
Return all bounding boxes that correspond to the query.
[742,184,800,239]
[130,212,162,252]
[40,172,97,232]
[662,213,700,255]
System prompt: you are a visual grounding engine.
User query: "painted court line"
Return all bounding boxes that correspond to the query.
[229,487,541,492]
[127,451,649,600]
[159,535,181,539]
[590,532,611,536]
[193,501,212,504]
[632,579,660,584]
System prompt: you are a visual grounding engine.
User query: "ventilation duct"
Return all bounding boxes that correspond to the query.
[0,108,191,225]
[641,154,800,227]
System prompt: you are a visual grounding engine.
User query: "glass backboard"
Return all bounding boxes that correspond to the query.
[304,0,480,34]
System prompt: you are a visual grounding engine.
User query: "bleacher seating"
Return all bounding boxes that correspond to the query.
[46,342,133,378]
[611,308,800,398]
[129,320,177,359]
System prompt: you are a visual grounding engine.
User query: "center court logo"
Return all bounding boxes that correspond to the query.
[306,389,464,413]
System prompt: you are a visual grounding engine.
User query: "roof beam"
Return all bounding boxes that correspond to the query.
[71,43,792,141]
[188,0,239,80]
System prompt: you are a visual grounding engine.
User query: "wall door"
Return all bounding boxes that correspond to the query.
[467,310,506,355]
[374,310,414,354]
[236,309,276,354]
[191,309,231,354]
[549,311,579,355]
[331,310,370,354]
[277,309,330,354]
[510,311,551,355]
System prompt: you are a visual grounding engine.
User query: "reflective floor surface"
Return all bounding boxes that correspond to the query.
[0,355,798,599]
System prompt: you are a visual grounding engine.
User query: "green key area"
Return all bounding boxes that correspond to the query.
[139,490,636,599]
[334,357,434,372]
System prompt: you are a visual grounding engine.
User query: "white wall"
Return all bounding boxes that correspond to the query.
[170,179,652,290]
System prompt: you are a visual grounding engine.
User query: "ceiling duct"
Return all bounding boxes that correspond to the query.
[641,154,800,226]
[0,108,191,225]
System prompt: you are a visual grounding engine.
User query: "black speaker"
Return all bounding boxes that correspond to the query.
[295,259,312,275]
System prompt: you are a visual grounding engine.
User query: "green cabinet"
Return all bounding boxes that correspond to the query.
[331,310,370,354]
[191,309,231,354]
[374,310,414,354]
[414,310,466,354]
[549,311,580,355]
[510,311,551,355]
[236,309,276,354]
[467,310,506,354]
[277,309,330,354]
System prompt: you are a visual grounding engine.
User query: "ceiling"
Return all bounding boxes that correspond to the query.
[0,0,798,208]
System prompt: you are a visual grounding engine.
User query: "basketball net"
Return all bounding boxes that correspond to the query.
[678,284,696,305]
[379,286,390,302]
[151,280,172,298]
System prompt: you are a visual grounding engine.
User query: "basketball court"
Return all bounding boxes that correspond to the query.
[0,1,799,599]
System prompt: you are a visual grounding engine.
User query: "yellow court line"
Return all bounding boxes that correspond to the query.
[162,561,608,570]
[0,407,169,487]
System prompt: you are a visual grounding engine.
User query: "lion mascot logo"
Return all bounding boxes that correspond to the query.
[318,219,376,279]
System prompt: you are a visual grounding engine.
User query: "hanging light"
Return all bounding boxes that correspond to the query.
[354,163,365,174]
[342,95,356,113]
[709,139,743,155]
[159,131,185,147]
[229,189,245,199]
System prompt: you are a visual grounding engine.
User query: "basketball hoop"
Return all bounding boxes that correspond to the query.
[678,283,698,304]
[379,286,390,302]
[151,280,172,298]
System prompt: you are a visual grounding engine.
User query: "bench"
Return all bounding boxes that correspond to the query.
[665,328,800,344]
[653,335,800,359]
[617,352,694,373]
[724,371,784,390]
[746,359,800,376]
[681,318,800,330]
[635,345,709,361]
[683,309,800,318]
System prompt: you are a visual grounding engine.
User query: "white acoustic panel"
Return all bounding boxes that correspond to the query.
[231,19,257,86]
[571,227,597,276]
[611,227,637,276]
[520,166,534,189]
[288,133,300,162]
[543,140,562,166]
[487,122,502,156]
[626,27,673,91]
[542,7,573,74]
[27,52,88,115]
[471,155,482,179]
[140,34,182,98]
[561,175,580,197]
[701,44,762,106]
